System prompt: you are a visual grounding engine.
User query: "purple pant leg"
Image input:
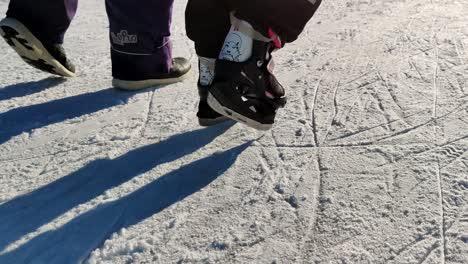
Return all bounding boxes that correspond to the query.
[105,0,174,80]
[6,0,78,44]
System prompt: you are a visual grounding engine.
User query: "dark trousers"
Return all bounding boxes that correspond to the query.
[6,0,175,79]
[185,0,322,58]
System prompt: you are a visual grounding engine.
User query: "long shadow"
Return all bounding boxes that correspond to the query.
[0,141,248,264]
[0,123,235,252]
[0,88,144,145]
[0,77,66,102]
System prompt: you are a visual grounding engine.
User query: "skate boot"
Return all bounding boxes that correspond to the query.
[0,17,76,77]
[196,58,230,126]
[197,83,230,126]
[113,57,191,90]
[207,40,287,131]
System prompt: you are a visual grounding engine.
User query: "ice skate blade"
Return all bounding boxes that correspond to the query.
[207,93,272,131]
[113,69,191,91]
[0,18,75,78]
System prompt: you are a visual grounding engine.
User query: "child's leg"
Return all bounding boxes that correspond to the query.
[217,0,322,64]
[205,0,322,130]
[186,0,232,85]
[6,0,78,44]
[185,0,231,126]
[185,0,231,59]
[186,0,322,59]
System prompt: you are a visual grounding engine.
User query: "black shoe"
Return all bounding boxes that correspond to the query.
[197,83,230,126]
[113,57,192,90]
[0,17,75,77]
[207,41,287,131]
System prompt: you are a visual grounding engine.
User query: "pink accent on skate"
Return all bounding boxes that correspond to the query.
[265,91,275,99]
[268,28,282,49]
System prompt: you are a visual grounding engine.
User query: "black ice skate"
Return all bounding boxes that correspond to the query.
[197,82,230,127]
[0,17,76,77]
[207,41,286,131]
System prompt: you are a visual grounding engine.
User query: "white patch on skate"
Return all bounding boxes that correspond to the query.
[219,28,253,62]
[199,62,214,86]
[219,33,243,62]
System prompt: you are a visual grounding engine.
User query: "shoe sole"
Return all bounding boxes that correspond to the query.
[0,18,75,78]
[207,92,272,131]
[198,115,231,127]
[113,69,192,91]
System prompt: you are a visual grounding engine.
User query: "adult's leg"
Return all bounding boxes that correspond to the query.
[106,0,190,89]
[0,0,78,77]
[6,0,78,44]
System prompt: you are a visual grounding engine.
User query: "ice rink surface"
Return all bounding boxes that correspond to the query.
[0,0,466,263]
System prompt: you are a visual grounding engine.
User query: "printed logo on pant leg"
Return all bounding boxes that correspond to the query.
[111,30,138,46]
